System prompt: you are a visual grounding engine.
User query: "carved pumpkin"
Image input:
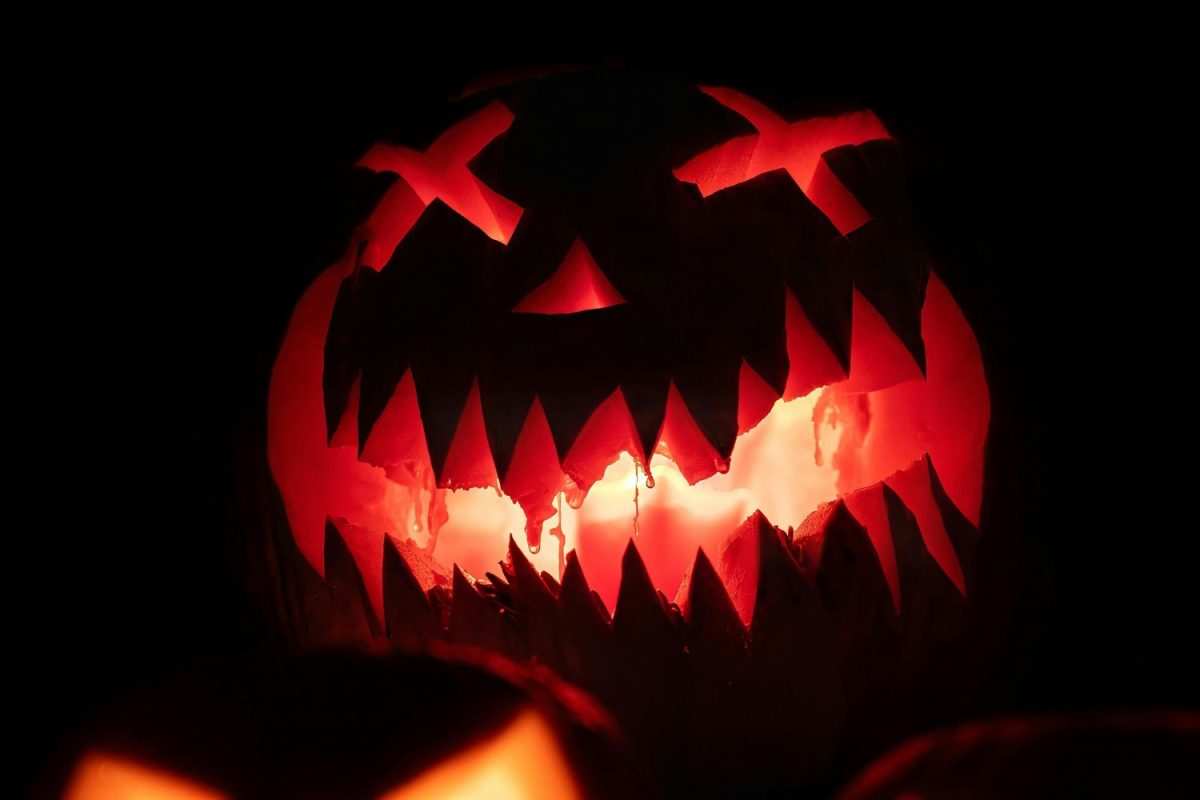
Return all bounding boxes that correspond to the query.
[57,652,645,800]
[260,67,992,792]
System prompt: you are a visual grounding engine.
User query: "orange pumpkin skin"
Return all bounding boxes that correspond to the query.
[253,67,1002,794]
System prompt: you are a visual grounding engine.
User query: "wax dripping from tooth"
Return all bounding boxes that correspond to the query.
[547,492,567,581]
[563,476,588,509]
[633,462,643,537]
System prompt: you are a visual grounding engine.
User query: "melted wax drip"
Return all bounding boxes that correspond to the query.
[564,476,588,509]
[547,492,567,581]
[632,463,642,538]
[382,460,448,554]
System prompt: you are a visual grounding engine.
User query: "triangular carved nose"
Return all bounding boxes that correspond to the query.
[513,238,626,314]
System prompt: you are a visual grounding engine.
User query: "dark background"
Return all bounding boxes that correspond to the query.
[8,4,1193,795]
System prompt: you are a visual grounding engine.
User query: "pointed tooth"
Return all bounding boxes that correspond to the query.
[823,141,931,381]
[840,284,926,392]
[789,272,853,377]
[359,369,430,470]
[715,511,776,627]
[366,200,495,467]
[751,172,853,375]
[437,378,499,489]
[382,537,441,647]
[680,548,755,792]
[505,532,542,589]
[478,373,537,486]
[737,360,782,436]
[540,571,561,596]
[621,373,671,468]
[554,552,615,697]
[684,548,748,663]
[496,397,565,552]
[691,172,796,393]
[801,500,900,689]
[883,485,967,645]
[538,374,622,463]
[322,520,383,642]
[798,498,910,751]
[357,360,410,453]
[657,381,725,484]
[447,566,527,661]
[885,456,966,595]
[783,288,847,400]
[613,539,680,645]
[852,264,927,383]
[561,389,645,491]
[608,539,688,763]
[410,362,476,482]
[927,455,982,595]
[560,552,612,633]
[505,536,567,673]
[268,506,353,645]
[843,483,902,612]
[673,354,741,461]
[745,508,844,771]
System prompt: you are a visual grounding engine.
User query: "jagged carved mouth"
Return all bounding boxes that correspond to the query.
[266,72,989,635]
[268,265,987,628]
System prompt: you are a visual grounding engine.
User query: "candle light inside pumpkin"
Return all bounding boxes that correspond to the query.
[435,388,843,609]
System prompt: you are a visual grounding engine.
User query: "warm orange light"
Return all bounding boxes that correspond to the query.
[379,708,582,800]
[63,752,227,800]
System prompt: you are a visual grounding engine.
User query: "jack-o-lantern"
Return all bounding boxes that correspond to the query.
[260,67,992,792]
[54,652,646,799]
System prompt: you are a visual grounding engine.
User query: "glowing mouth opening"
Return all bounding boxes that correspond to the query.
[435,390,841,610]
[269,263,988,624]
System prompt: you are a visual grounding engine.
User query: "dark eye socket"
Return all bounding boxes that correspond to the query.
[512,238,626,315]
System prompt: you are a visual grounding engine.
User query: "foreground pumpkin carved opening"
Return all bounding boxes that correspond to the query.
[267,68,989,640]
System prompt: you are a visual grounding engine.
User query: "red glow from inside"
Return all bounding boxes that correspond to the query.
[673,87,891,234]
[268,92,988,626]
[358,102,523,245]
[269,256,987,618]
[513,238,626,314]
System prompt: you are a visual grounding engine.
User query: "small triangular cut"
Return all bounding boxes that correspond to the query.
[512,237,626,314]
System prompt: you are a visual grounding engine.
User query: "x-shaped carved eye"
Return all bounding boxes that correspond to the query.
[358,101,524,246]
[674,87,891,234]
